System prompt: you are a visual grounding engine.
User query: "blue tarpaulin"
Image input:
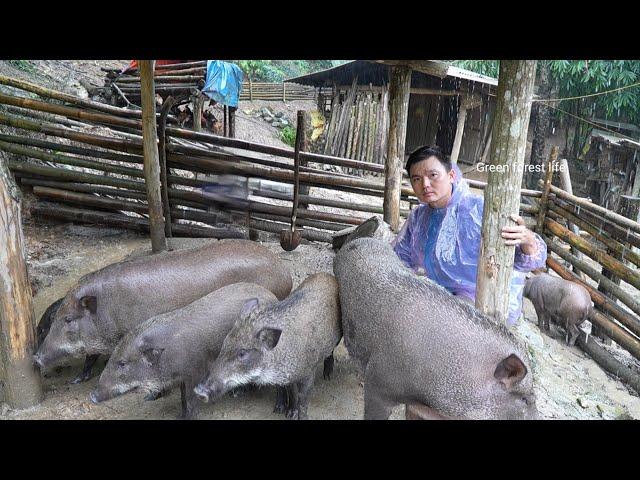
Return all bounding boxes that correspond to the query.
[202,60,244,108]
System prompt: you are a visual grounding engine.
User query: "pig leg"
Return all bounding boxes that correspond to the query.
[363,384,393,420]
[180,381,198,420]
[70,354,100,384]
[363,364,394,420]
[294,375,315,420]
[273,385,289,414]
[285,383,300,420]
[323,353,335,380]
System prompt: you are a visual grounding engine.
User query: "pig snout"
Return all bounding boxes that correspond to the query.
[193,384,212,403]
[89,390,102,404]
[194,378,224,403]
[33,353,44,369]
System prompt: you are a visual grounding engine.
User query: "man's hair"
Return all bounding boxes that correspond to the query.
[406,145,451,175]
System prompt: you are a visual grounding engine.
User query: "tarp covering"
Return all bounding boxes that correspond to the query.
[202,60,244,107]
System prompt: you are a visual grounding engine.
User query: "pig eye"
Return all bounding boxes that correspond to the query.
[118,360,126,368]
[521,397,529,406]
[64,317,74,324]
[237,349,250,361]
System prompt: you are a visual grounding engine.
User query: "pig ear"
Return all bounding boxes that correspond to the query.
[141,347,165,366]
[240,298,260,320]
[80,296,97,315]
[257,328,282,350]
[494,354,528,390]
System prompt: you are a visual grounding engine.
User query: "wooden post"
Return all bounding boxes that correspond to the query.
[283,82,286,102]
[192,93,204,133]
[249,77,253,102]
[0,156,43,408]
[229,107,236,138]
[558,157,584,278]
[158,96,175,238]
[536,146,558,234]
[449,103,467,164]
[139,60,167,253]
[298,110,311,209]
[475,60,537,325]
[383,65,412,231]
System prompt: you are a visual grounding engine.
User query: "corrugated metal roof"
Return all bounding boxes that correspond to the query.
[591,128,640,149]
[285,60,497,90]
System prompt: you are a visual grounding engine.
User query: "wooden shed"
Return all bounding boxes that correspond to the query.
[581,128,640,220]
[287,60,498,166]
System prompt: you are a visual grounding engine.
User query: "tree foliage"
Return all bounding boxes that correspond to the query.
[453,60,640,158]
[235,60,346,82]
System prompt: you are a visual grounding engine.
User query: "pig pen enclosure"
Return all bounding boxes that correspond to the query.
[1,62,640,420]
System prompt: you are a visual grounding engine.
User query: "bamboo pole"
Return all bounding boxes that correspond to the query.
[0,112,144,154]
[536,146,558,233]
[544,218,640,290]
[575,330,640,396]
[557,157,584,277]
[548,202,640,268]
[18,178,207,210]
[544,237,640,319]
[0,133,144,164]
[137,60,166,252]
[0,93,144,131]
[32,202,240,239]
[158,96,175,238]
[553,197,640,250]
[540,180,640,235]
[0,74,176,121]
[546,257,640,360]
[0,157,43,408]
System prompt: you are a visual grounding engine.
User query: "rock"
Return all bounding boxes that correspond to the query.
[1,403,10,416]
[261,107,273,117]
[275,112,284,118]
[243,109,253,115]
[280,119,289,126]
[272,121,281,128]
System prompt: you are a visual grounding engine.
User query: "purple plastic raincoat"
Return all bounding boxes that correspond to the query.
[392,164,547,325]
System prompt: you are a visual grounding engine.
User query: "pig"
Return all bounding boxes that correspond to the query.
[332,215,396,250]
[90,283,279,419]
[523,272,592,346]
[34,239,293,384]
[333,237,538,420]
[194,273,342,420]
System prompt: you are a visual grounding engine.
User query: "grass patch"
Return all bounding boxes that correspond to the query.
[7,60,36,73]
[279,126,296,148]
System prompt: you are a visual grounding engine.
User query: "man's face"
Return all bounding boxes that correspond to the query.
[409,156,455,208]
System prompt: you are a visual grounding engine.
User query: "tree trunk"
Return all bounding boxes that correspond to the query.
[526,61,552,190]
[0,155,43,408]
[383,65,412,231]
[139,60,167,253]
[475,60,538,325]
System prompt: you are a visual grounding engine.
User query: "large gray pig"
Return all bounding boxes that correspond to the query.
[90,283,279,419]
[523,272,592,345]
[194,273,342,420]
[333,237,538,420]
[34,240,293,383]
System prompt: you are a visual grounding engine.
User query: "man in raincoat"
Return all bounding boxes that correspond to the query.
[393,145,547,326]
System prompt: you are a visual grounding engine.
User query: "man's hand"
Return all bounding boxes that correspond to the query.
[501,214,538,255]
